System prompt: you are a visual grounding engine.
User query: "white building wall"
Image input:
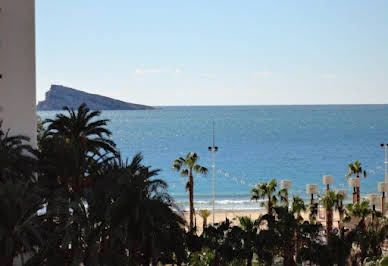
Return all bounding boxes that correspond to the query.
[0,0,37,147]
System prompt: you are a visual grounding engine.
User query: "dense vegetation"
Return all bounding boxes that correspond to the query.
[0,104,387,266]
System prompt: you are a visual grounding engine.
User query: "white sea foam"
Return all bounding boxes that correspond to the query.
[176,199,265,211]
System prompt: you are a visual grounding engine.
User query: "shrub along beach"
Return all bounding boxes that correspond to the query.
[0,104,387,265]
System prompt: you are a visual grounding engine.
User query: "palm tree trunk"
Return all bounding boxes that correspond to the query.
[356,175,360,204]
[326,207,333,235]
[0,254,12,266]
[284,243,296,266]
[352,187,357,204]
[339,210,344,229]
[267,195,272,214]
[295,230,301,263]
[247,252,253,266]
[189,171,194,229]
[214,250,220,266]
[356,186,360,204]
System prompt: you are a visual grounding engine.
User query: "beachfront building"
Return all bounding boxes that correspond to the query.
[0,0,37,147]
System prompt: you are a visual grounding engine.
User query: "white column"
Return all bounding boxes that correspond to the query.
[0,0,37,147]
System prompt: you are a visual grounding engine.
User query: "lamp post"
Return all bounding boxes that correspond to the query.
[348,178,360,204]
[378,182,387,214]
[306,184,318,205]
[208,122,218,224]
[323,175,333,193]
[381,143,388,183]
[368,194,380,225]
[280,180,292,206]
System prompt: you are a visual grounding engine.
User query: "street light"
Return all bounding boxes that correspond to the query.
[208,122,218,224]
[323,175,333,193]
[378,182,387,214]
[380,143,388,183]
[306,184,318,205]
[348,178,360,204]
[280,180,292,203]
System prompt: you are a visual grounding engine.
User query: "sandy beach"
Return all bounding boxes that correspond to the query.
[183,208,343,233]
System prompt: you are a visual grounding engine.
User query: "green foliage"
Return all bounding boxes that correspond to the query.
[251,179,278,214]
[188,248,216,266]
[0,121,37,183]
[345,160,367,179]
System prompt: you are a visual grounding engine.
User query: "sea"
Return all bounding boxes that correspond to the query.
[38,105,388,211]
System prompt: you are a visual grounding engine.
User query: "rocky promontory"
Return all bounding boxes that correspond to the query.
[37,85,154,111]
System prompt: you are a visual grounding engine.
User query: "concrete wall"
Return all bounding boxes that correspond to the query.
[0,0,37,147]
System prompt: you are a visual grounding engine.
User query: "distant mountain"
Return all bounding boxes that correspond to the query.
[37,85,154,111]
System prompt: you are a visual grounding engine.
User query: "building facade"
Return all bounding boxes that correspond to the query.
[0,0,37,147]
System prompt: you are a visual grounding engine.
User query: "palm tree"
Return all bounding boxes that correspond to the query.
[345,160,367,204]
[238,216,257,266]
[321,191,336,235]
[278,188,289,208]
[0,121,37,183]
[172,152,208,229]
[43,103,116,154]
[0,181,46,266]
[260,206,298,266]
[345,200,372,230]
[96,153,186,265]
[291,196,306,263]
[42,103,117,193]
[291,196,306,221]
[199,209,211,229]
[251,179,278,214]
[335,192,346,229]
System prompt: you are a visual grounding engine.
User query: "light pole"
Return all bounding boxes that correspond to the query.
[208,122,218,224]
[378,182,387,214]
[348,178,360,204]
[323,175,333,193]
[280,180,292,209]
[381,143,388,183]
[306,184,318,205]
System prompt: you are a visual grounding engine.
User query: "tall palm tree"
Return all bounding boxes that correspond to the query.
[345,160,367,204]
[321,191,336,235]
[251,179,277,214]
[172,152,208,229]
[199,209,211,229]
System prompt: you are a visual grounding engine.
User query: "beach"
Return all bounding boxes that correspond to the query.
[183,208,343,232]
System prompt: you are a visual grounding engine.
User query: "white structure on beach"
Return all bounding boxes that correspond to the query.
[0,0,37,147]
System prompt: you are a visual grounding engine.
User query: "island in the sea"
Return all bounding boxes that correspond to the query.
[37,85,154,111]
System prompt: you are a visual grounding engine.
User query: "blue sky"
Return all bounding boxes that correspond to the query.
[36,1,388,105]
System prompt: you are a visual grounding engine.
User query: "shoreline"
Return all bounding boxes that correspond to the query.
[181,208,343,232]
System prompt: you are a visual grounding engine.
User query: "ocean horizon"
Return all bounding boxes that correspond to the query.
[39,104,388,211]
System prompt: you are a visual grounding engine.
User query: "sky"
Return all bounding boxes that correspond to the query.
[36,0,388,106]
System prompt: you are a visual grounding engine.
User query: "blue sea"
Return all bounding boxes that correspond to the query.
[39,105,388,210]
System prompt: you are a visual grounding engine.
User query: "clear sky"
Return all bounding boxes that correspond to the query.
[36,1,388,106]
